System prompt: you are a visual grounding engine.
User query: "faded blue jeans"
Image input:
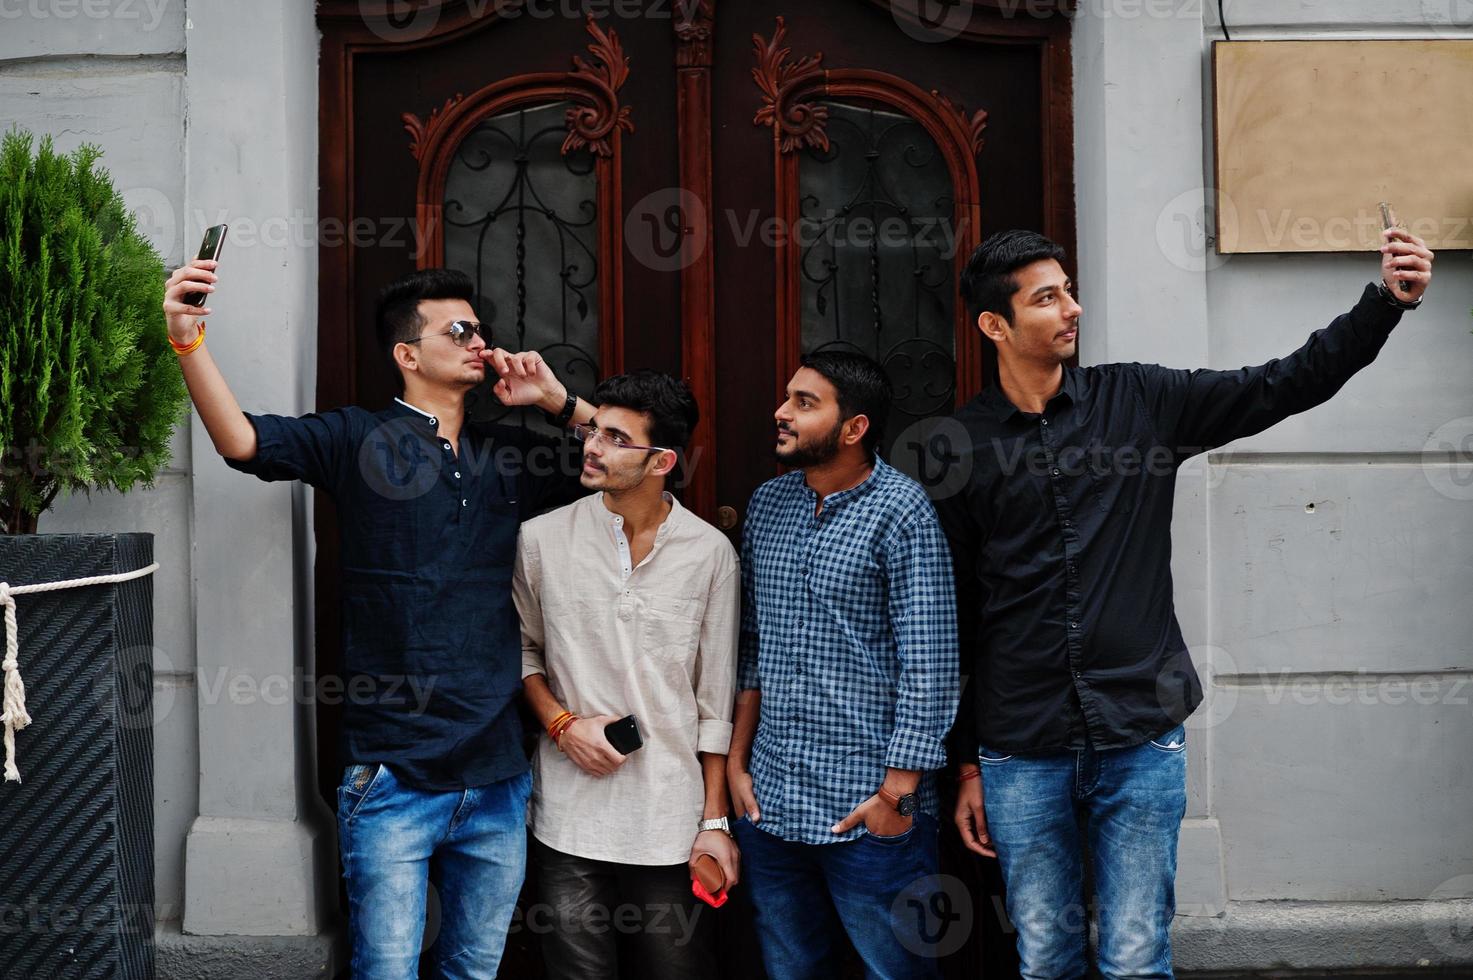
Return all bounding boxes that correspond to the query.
[978,724,1188,979]
[338,762,531,979]
[733,812,944,980]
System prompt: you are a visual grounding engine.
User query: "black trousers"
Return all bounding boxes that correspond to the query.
[530,837,715,980]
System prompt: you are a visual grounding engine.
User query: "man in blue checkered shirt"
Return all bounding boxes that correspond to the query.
[726,350,960,979]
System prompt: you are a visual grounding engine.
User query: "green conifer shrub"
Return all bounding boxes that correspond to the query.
[0,129,187,534]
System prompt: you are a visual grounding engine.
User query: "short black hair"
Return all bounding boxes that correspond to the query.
[375,268,475,352]
[959,230,1067,327]
[592,370,700,453]
[798,349,892,457]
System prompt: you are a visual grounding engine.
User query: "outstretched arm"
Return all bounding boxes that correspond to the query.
[163,259,256,461]
[1138,227,1435,458]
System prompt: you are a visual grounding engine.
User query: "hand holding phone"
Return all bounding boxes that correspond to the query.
[691,854,729,908]
[603,714,643,755]
[182,224,228,307]
[1378,203,1413,294]
[162,224,227,340]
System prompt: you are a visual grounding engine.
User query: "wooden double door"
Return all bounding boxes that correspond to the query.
[318,1,1073,975]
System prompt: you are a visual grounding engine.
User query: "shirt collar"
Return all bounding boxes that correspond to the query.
[596,492,681,539]
[800,456,890,509]
[978,366,1079,422]
[393,396,440,428]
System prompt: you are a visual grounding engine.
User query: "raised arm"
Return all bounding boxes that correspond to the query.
[1138,228,1434,458]
[163,259,256,461]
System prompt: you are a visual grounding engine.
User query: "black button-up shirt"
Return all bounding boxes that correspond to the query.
[933,283,1402,756]
[227,398,581,790]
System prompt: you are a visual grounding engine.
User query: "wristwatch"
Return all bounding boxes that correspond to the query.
[1376,279,1422,311]
[877,786,919,818]
[542,387,578,427]
[697,816,731,836]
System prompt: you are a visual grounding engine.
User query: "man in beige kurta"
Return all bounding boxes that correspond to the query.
[513,371,739,979]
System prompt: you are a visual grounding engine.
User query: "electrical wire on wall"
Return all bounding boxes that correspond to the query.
[1218,0,1231,40]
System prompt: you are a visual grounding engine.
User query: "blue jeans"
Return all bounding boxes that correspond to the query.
[733,813,943,980]
[338,762,532,979]
[978,725,1188,979]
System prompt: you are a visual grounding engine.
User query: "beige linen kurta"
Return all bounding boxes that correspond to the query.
[513,492,739,866]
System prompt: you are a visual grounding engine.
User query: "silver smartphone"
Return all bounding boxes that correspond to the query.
[1378,203,1412,294]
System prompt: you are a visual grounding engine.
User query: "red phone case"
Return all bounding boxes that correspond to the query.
[692,877,729,909]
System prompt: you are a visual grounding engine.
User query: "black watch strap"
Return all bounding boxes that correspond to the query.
[1376,279,1422,311]
[543,388,578,427]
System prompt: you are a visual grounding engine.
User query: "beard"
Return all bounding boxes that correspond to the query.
[774,419,843,469]
[580,456,651,492]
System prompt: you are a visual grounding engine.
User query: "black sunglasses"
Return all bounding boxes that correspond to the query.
[404,319,488,349]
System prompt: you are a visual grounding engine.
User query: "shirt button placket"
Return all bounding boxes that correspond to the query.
[1044,420,1087,689]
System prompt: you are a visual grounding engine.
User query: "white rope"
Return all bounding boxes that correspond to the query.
[0,562,159,783]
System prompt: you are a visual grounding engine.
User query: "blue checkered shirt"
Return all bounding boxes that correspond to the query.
[738,457,959,844]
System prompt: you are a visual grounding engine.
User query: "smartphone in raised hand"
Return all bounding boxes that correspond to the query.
[1378,203,1412,294]
[182,224,227,308]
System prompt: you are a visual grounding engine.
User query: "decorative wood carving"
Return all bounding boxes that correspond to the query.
[675,0,718,521]
[401,18,632,162]
[753,17,993,414]
[402,94,464,165]
[397,14,630,378]
[934,90,989,157]
[675,0,715,67]
[563,17,634,157]
[751,17,830,154]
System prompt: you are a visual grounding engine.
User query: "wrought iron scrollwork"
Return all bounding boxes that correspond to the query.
[443,102,602,430]
[798,102,958,439]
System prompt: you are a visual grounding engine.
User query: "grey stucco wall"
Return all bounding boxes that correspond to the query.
[1198,0,1473,912]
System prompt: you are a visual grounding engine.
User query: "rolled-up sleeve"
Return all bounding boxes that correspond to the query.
[223,409,355,492]
[694,556,740,755]
[882,509,959,773]
[513,530,547,680]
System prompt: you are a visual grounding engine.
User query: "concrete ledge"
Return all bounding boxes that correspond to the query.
[183,816,331,936]
[1173,899,1473,972]
[156,920,341,980]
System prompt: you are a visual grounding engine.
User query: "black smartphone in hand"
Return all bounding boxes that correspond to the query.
[604,715,643,755]
[183,224,228,308]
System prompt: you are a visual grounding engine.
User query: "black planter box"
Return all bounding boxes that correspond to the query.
[0,533,155,979]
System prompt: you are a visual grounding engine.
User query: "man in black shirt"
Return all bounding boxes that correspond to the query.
[938,228,1434,977]
[162,263,594,978]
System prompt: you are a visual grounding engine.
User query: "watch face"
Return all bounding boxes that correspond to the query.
[897,794,918,817]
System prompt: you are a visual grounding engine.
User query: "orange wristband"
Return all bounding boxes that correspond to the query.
[546,710,574,740]
[551,714,579,749]
[171,321,206,356]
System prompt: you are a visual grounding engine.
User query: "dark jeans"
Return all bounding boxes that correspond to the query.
[979,723,1189,979]
[337,763,531,979]
[530,837,714,980]
[732,812,943,980]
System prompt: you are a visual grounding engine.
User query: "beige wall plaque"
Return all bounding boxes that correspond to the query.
[1213,40,1473,253]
